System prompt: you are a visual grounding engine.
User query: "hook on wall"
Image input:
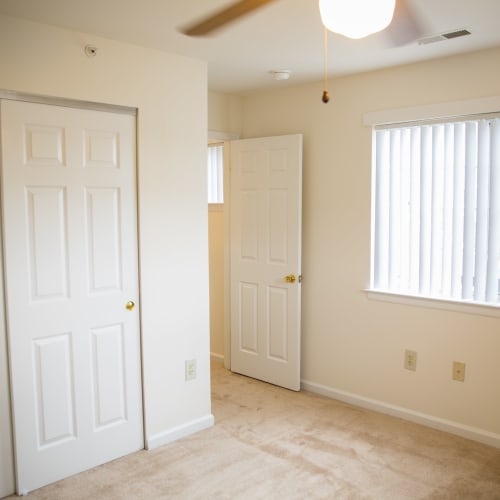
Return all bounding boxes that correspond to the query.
[84,45,98,58]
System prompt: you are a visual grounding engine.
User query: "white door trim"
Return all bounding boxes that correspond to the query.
[0,195,15,498]
[0,89,136,116]
[223,142,232,371]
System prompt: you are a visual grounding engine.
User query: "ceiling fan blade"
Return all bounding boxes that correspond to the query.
[182,0,278,37]
[386,0,424,46]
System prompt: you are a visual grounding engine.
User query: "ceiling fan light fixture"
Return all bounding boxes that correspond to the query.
[319,0,396,39]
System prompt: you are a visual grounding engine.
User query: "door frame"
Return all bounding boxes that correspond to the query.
[207,130,239,371]
[0,180,14,498]
[0,90,144,495]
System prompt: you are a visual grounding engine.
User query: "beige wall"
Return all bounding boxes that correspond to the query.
[0,14,211,496]
[208,90,242,136]
[237,46,500,440]
[208,207,225,359]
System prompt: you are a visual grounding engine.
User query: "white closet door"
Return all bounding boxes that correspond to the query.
[1,99,143,494]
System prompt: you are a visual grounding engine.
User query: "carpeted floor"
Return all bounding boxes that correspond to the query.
[7,360,500,499]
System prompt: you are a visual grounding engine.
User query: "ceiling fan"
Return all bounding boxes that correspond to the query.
[182,0,422,45]
[182,0,423,102]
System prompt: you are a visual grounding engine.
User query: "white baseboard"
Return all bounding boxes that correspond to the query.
[210,352,224,363]
[301,379,500,449]
[145,414,215,450]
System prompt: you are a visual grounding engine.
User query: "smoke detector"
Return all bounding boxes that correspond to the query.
[271,70,291,81]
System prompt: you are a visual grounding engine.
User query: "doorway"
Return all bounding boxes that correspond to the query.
[208,133,236,370]
[207,133,303,389]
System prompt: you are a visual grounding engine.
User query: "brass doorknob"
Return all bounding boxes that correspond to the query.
[285,274,296,283]
[126,301,135,311]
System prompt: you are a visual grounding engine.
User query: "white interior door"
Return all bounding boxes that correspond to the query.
[0,99,143,494]
[230,134,302,391]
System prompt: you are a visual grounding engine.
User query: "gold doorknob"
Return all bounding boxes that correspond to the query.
[126,301,135,311]
[285,274,296,283]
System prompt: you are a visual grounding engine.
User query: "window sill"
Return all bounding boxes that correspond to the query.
[365,289,500,319]
[208,203,224,212]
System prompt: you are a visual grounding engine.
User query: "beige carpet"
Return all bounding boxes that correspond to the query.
[7,361,500,499]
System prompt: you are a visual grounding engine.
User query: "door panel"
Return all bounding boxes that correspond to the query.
[1,99,143,494]
[27,186,69,299]
[240,282,258,353]
[86,187,122,291]
[268,286,288,361]
[230,134,302,391]
[33,333,76,447]
[91,324,127,428]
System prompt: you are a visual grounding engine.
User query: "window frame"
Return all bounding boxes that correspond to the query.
[364,96,500,318]
[207,142,224,205]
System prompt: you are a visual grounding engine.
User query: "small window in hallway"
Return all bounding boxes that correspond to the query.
[208,143,224,204]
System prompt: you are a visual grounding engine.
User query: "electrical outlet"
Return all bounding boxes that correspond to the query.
[404,349,417,371]
[185,359,197,381]
[452,361,465,382]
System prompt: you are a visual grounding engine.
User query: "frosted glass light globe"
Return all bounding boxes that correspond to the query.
[319,0,396,39]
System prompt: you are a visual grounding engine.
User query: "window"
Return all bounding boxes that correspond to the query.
[207,143,224,204]
[371,114,500,306]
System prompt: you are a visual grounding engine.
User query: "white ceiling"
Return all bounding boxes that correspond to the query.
[1,0,500,95]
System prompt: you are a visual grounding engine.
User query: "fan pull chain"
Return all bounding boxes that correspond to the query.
[322,26,330,104]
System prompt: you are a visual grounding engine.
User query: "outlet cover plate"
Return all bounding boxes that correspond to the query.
[185,359,197,381]
[452,361,465,382]
[404,349,417,371]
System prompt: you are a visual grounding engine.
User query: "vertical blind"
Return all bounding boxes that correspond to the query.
[207,144,224,203]
[372,116,500,305]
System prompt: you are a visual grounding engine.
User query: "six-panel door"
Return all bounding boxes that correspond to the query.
[230,134,303,391]
[0,100,143,494]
